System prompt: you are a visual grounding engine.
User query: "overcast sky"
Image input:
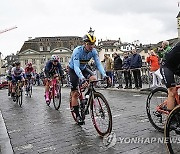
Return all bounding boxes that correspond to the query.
[0,0,179,57]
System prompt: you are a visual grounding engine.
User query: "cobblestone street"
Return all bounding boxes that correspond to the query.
[0,86,168,154]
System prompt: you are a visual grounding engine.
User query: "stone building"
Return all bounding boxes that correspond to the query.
[17,36,83,73]
[97,39,123,61]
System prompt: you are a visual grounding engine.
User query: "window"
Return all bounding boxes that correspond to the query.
[47,46,50,51]
[65,57,68,62]
[32,59,36,64]
[60,57,63,63]
[40,46,43,51]
[41,58,45,64]
[25,60,28,65]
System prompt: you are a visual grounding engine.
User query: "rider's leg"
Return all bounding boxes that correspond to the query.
[44,78,50,101]
[71,90,79,117]
[167,87,176,111]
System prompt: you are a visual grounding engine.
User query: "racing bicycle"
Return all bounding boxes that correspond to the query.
[45,75,61,110]
[70,79,112,136]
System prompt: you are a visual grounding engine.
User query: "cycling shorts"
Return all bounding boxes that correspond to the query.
[7,76,12,81]
[12,76,24,84]
[160,66,176,88]
[69,67,94,91]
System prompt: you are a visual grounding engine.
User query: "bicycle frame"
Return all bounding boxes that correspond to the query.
[78,80,103,118]
[49,78,57,98]
[156,85,180,115]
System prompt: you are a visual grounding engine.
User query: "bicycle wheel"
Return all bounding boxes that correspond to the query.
[53,83,61,110]
[90,92,112,136]
[17,87,23,107]
[165,105,180,154]
[28,84,32,98]
[146,87,168,132]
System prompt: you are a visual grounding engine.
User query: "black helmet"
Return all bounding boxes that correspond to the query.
[83,33,96,43]
[15,61,20,65]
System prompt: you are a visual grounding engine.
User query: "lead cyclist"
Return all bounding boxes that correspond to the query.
[68,32,111,125]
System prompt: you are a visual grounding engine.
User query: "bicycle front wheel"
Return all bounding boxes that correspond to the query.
[17,88,23,107]
[146,87,168,132]
[53,83,61,110]
[165,105,180,154]
[90,92,112,136]
[29,84,32,98]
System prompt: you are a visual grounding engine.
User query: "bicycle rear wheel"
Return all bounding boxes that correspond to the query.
[53,83,61,110]
[165,105,180,154]
[146,87,168,132]
[90,92,112,136]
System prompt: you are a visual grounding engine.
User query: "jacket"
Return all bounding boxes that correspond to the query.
[130,53,142,69]
[122,56,131,70]
[146,55,160,72]
[113,55,122,70]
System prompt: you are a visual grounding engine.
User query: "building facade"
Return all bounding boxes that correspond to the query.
[17,36,83,73]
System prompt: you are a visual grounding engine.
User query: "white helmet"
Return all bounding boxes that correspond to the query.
[51,55,59,62]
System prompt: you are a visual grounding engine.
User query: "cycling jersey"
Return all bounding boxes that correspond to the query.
[44,60,63,78]
[69,45,106,79]
[11,67,25,83]
[11,67,25,77]
[25,67,34,75]
[162,42,180,76]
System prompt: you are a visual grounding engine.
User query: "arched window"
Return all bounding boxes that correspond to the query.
[60,57,63,62]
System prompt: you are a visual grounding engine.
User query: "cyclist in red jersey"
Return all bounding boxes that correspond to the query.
[24,63,35,95]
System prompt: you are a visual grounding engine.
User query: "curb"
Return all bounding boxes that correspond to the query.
[0,110,13,154]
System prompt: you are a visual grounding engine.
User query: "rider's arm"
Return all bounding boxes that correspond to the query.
[44,61,51,78]
[20,67,25,76]
[73,49,85,80]
[93,50,106,78]
[57,63,64,77]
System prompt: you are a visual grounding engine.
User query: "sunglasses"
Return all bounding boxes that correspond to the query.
[86,42,95,46]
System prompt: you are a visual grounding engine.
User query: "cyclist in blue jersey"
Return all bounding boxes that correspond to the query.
[69,33,111,125]
[44,55,64,102]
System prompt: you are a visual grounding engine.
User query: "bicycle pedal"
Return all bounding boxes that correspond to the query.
[154,111,162,117]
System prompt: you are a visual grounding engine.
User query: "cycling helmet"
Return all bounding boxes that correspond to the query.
[27,62,32,67]
[15,61,20,65]
[83,33,96,43]
[51,55,59,62]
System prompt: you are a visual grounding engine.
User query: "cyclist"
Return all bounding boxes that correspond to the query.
[44,55,64,103]
[24,62,35,95]
[157,40,174,112]
[7,63,15,96]
[69,33,111,125]
[11,61,25,101]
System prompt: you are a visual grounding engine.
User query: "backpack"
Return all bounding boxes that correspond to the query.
[165,42,180,76]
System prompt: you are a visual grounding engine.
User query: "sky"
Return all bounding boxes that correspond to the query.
[0,0,180,57]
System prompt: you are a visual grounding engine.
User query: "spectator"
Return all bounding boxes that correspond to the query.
[146,50,162,88]
[113,52,123,89]
[102,54,113,88]
[122,52,132,89]
[130,49,142,89]
[35,73,40,86]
